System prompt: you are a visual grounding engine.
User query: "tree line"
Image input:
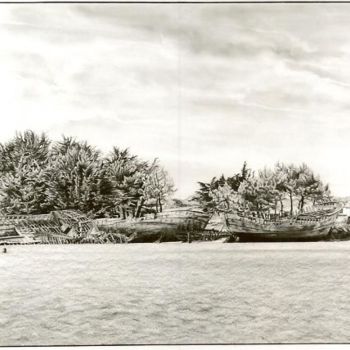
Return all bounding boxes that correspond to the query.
[0,131,174,217]
[193,162,331,218]
[0,131,333,220]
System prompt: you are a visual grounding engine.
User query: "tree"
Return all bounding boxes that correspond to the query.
[274,162,330,214]
[0,131,52,214]
[46,137,107,215]
[210,182,240,213]
[143,159,175,214]
[227,161,251,191]
[256,168,281,217]
[194,161,332,218]
[193,162,251,213]
[193,177,221,213]
[103,147,150,218]
[0,131,175,218]
[275,162,300,216]
[294,163,330,212]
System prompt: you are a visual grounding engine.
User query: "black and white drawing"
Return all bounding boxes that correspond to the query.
[1,2,350,345]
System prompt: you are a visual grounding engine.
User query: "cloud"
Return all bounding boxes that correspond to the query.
[1,4,350,197]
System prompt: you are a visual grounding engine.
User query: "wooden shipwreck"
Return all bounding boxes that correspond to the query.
[0,210,99,245]
[224,201,343,242]
[95,207,210,243]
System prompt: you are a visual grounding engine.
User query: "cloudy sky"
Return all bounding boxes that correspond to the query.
[0,3,350,198]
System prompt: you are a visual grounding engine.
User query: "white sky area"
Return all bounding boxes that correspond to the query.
[0,4,349,198]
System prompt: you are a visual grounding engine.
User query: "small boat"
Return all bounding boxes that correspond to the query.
[224,201,343,242]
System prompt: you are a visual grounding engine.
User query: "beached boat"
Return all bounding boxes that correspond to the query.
[0,211,99,245]
[224,201,343,242]
[95,207,210,242]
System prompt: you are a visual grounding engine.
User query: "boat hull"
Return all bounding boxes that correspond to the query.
[96,208,210,242]
[225,210,340,242]
[235,226,332,242]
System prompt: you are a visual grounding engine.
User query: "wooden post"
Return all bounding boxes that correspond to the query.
[78,222,82,237]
